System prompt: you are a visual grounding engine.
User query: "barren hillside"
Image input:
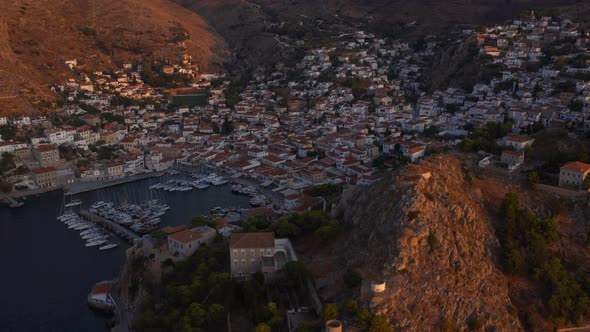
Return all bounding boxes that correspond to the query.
[0,0,227,115]
[307,154,590,330]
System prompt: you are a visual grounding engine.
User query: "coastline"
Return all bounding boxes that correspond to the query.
[1,171,162,205]
[64,171,162,196]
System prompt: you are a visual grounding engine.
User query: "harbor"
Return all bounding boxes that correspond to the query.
[0,175,251,331]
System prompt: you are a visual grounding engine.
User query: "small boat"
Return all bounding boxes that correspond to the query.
[87,281,116,313]
[64,199,83,208]
[74,224,92,231]
[86,239,108,247]
[80,228,99,236]
[98,243,119,251]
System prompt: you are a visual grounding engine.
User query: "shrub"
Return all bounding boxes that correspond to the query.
[427,233,439,250]
[322,303,339,321]
[466,315,483,330]
[343,299,359,316]
[407,210,421,221]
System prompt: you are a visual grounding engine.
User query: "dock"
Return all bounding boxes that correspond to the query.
[0,193,24,208]
[79,210,140,244]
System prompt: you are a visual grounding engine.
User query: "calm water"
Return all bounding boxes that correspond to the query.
[0,177,250,331]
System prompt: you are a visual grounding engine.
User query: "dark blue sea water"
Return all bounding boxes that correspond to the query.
[0,178,250,332]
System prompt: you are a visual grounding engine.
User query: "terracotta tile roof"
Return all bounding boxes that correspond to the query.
[169,229,203,244]
[230,232,274,248]
[91,282,112,295]
[31,166,57,174]
[34,144,57,152]
[560,161,590,173]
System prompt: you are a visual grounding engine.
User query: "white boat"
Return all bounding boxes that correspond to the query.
[80,228,99,236]
[65,199,83,208]
[99,243,119,251]
[86,235,109,242]
[86,239,108,247]
[74,224,92,231]
[83,233,106,240]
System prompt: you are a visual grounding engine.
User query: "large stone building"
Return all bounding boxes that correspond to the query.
[33,144,60,167]
[559,161,590,189]
[229,232,297,279]
[31,167,58,188]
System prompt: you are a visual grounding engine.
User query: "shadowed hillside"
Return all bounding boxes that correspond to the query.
[0,0,227,114]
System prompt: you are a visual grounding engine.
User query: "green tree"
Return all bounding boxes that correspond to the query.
[355,308,373,330]
[369,315,392,332]
[208,303,225,322]
[255,322,272,332]
[269,219,301,238]
[527,171,540,184]
[343,299,359,316]
[322,303,339,321]
[192,215,215,228]
[188,302,207,327]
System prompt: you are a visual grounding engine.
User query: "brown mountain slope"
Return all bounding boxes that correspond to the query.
[0,0,227,114]
[329,155,521,330]
[305,154,589,330]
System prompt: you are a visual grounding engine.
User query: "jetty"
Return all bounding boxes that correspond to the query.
[79,210,139,244]
[0,193,24,208]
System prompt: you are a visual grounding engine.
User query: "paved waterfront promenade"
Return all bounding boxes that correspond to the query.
[64,171,161,196]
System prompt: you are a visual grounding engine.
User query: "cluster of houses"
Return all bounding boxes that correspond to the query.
[1,12,589,202]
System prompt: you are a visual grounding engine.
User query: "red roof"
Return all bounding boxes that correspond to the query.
[561,161,590,173]
[169,229,202,244]
[91,282,112,295]
[34,144,57,152]
[31,166,57,174]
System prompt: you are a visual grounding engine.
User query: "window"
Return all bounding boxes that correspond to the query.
[233,250,238,257]
[241,250,246,256]
[234,260,238,266]
[260,249,264,256]
[250,249,255,256]
[241,259,246,266]
[267,249,272,255]
[251,259,255,265]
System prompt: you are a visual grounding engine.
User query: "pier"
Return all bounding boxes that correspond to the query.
[0,193,24,208]
[79,210,140,244]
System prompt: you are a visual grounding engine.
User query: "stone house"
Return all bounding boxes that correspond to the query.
[559,161,590,189]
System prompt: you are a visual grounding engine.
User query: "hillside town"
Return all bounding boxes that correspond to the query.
[1,11,590,209]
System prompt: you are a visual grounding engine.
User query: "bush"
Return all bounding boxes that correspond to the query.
[466,315,483,330]
[343,299,359,316]
[527,171,540,185]
[407,210,421,221]
[427,233,439,250]
[322,303,339,322]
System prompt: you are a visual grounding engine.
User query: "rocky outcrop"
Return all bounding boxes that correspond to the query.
[335,155,521,331]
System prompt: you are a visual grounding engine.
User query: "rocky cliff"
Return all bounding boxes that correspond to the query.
[334,155,522,330]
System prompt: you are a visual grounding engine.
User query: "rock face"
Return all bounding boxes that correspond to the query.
[335,155,522,331]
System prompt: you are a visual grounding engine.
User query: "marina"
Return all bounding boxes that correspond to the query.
[0,176,251,331]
